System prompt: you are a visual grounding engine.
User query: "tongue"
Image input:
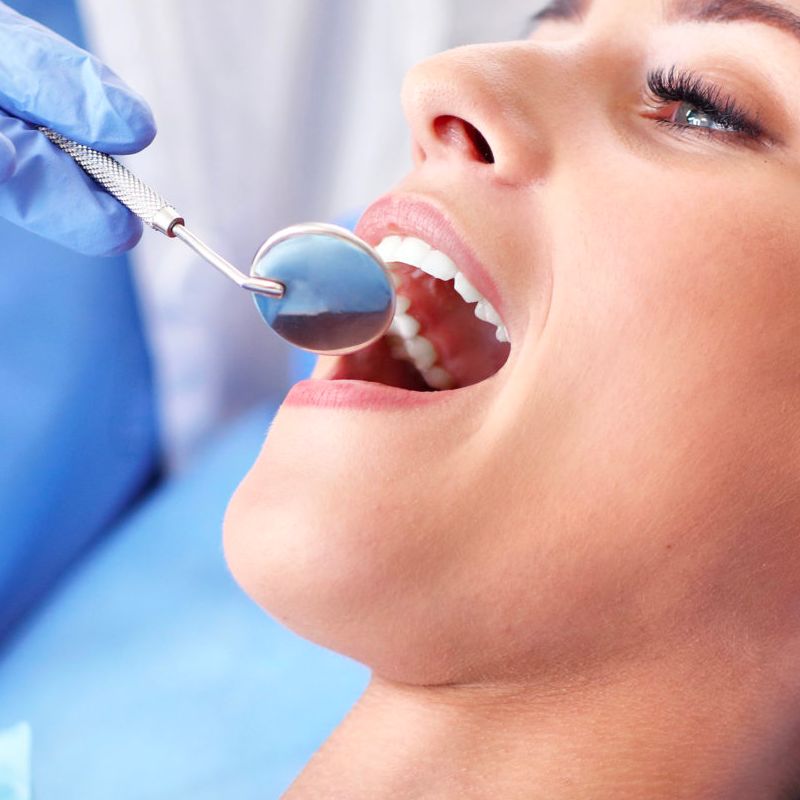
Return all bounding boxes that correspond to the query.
[390,264,510,388]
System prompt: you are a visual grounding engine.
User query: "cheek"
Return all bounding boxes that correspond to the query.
[544,145,800,404]
[500,158,800,612]
[577,164,800,391]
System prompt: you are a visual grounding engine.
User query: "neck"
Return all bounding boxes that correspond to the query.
[283,639,800,800]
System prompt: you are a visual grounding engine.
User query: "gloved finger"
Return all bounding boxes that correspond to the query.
[0,112,143,256]
[0,130,14,182]
[0,2,155,154]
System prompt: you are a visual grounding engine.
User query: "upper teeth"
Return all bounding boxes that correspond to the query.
[375,235,509,344]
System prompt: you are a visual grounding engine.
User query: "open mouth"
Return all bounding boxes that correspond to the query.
[329,235,511,392]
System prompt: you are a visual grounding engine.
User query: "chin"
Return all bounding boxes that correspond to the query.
[222,426,470,685]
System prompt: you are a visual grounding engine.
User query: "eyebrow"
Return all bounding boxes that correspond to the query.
[532,0,800,45]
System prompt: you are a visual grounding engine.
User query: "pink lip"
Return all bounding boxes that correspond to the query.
[285,379,453,410]
[355,193,507,323]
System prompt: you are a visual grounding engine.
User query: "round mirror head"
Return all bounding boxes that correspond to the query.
[251,224,396,355]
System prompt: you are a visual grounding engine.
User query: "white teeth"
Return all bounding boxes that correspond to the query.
[403,336,437,371]
[394,294,411,315]
[375,235,403,263]
[473,299,491,323]
[390,336,455,390]
[375,233,511,388]
[394,237,432,265]
[453,272,482,304]
[422,366,454,391]
[474,298,502,328]
[420,250,458,281]
[378,236,505,335]
[377,235,456,285]
[389,312,420,340]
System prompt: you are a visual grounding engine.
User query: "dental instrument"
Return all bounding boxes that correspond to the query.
[37,127,396,356]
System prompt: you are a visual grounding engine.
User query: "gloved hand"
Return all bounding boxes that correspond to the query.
[0,2,156,256]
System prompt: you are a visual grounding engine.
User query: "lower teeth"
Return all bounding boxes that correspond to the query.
[421,366,454,390]
[387,292,454,390]
[388,331,454,390]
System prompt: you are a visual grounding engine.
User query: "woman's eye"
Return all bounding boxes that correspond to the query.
[670,102,737,132]
[645,66,766,143]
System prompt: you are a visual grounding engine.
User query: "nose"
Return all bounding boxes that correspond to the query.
[401,42,556,186]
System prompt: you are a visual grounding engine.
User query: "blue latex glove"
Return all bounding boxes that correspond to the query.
[0,1,156,255]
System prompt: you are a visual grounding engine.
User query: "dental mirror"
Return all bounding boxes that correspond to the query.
[249,223,396,355]
[38,126,396,355]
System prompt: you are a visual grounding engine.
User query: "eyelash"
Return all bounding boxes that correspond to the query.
[523,13,770,147]
[645,66,765,143]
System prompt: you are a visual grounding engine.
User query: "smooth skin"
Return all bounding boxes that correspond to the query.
[225,0,800,797]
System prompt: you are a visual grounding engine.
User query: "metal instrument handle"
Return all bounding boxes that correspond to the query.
[39,127,182,235]
[38,127,284,298]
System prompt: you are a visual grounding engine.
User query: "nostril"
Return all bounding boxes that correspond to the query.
[433,116,495,165]
[466,122,495,165]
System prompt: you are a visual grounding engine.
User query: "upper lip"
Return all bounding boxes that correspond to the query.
[355,193,508,330]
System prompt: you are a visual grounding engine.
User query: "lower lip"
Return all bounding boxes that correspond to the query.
[284,379,450,410]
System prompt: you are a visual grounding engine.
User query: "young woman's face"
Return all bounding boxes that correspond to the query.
[225,0,800,685]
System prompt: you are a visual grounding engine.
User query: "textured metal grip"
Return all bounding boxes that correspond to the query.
[38,127,183,236]
[35,125,284,298]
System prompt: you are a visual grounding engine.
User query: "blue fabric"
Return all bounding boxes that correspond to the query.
[0,0,159,642]
[0,132,13,181]
[0,0,156,255]
[0,405,370,799]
